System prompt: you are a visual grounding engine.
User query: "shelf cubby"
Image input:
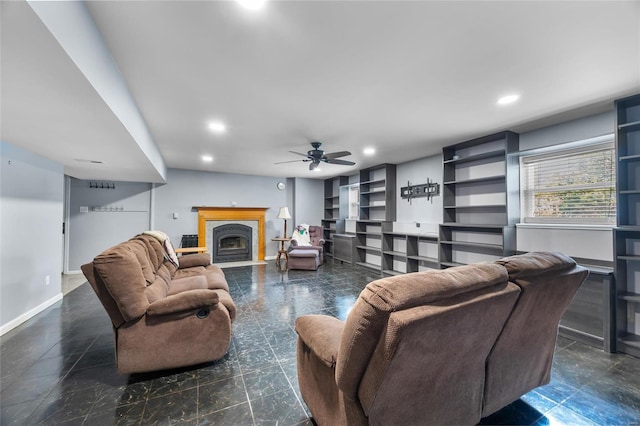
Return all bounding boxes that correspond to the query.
[322,176,350,257]
[353,164,397,272]
[439,131,519,267]
[614,93,640,357]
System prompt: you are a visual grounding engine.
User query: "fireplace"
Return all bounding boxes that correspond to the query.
[212,224,252,263]
[197,207,268,261]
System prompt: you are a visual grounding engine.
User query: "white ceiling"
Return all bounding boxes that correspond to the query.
[2,0,639,183]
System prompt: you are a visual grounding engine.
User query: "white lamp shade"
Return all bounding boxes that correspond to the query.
[277,206,291,219]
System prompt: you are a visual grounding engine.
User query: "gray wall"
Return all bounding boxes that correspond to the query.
[1,142,64,330]
[292,177,324,227]
[342,156,444,235]
[395,154,443,234]
[67,177,152,271]
[152,168,291,257]
[520,111,614,151]
[65,169,325,266]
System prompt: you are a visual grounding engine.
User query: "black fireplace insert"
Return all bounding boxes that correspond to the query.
[212,224,252,263]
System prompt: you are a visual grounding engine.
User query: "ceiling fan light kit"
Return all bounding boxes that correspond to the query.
[275,142,356,171]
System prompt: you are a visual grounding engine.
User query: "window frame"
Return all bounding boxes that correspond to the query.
[519,134,616,226]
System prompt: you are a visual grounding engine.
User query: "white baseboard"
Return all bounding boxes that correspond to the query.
[0,293,63,336]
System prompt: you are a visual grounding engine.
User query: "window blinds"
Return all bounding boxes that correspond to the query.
[520,142,616,224]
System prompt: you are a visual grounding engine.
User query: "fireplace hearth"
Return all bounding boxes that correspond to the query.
[212,224,252,263]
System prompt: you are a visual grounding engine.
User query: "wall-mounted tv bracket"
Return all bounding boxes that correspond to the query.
[400,179,440,204]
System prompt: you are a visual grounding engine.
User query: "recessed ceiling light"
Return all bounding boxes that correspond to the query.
[208,121,227,134]
[363,147,376,156]
[236,0,267,10]
[201,155,214,162]
[497,94,520,105]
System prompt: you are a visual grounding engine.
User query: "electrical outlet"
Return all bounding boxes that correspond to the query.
[45,275,50,286]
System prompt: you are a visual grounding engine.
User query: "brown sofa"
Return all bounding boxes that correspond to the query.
[295,252,588,425]
[81,233,236,374]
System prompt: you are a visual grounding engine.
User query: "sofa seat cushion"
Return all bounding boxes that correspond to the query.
[172,267,229,292]
[289,249,318,258]
[203,272,230,291]
[289,249,321,271]
[145,277,170,303]
[168,275,208,294]
[173,264,224,279]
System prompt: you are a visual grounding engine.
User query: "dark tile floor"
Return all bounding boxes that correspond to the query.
[1,261,640,425]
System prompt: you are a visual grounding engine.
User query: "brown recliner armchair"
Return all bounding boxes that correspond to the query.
[81,234,236,374]
[289,224,325,264]
[294,252,587,425]
[483,252,589,416]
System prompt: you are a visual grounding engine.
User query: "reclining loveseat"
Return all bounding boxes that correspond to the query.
[295,252,588,425]
[81,233,236,374]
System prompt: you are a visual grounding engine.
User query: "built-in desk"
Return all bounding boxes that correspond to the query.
[559,265,615,353]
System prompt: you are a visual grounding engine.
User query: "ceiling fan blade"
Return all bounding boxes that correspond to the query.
[309,161,320,171]
[323,151,351,159]
[274,159,307,165]
[324,158,356,166]
[289,151,312,158]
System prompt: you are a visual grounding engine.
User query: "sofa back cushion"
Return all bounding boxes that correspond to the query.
[92,243,151,322]
[128,239,155,284]
[335,263,518,424]
[483,252,589,416]
[308,225,323,245]
[132,234,164,272]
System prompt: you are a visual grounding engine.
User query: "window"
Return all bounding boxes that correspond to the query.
[347,184,359,219]
[520,140,616,225]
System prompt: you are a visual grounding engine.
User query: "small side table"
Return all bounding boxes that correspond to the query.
[175,247,208,256]
[272,237,291,269]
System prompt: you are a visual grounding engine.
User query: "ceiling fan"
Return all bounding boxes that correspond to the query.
[276,142,356,171]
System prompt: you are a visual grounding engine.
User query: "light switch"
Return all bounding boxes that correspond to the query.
[173,212,179,220]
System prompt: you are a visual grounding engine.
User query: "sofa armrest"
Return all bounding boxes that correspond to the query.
[295,314,344,368]
[147,289,219,316]
[177,253,211,269]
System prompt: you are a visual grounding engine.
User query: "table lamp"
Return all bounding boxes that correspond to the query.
[277,206,292,238]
